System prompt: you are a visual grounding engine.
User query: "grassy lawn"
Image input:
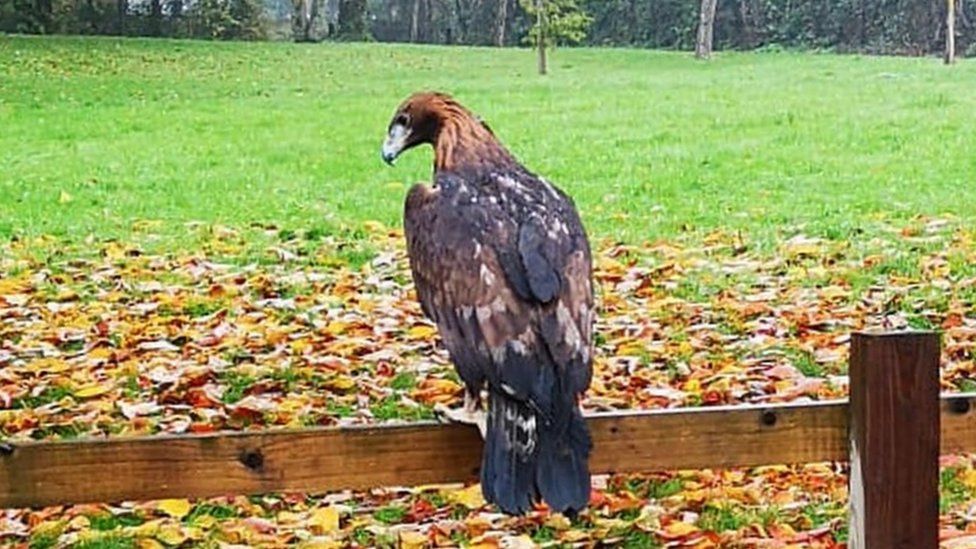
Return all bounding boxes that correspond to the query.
[2,35,976,250]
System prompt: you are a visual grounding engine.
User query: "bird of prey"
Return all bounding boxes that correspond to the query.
[382,92,594,516]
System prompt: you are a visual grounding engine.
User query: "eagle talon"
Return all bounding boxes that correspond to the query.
[433,402,487,440]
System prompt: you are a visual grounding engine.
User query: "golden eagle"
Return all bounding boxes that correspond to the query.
[382,92,594,516]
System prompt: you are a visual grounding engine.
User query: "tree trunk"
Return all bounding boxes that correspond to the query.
[116,0,126,34]
[536,2,547,75]
[945,0,955,64]
[323,0,338,37]
[149,0,162,36]
[410,0,420,41]
[494,0,507,46]
[453,0,468,43]
[307,0,320,40]
[423,0,432,42]
[34,0,53,32]
[738,0,753,48]
[337,0,367,40]
[695,0,718,59]
[293,0,321,41]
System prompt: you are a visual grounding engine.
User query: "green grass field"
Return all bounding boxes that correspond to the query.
[2,35,976,252]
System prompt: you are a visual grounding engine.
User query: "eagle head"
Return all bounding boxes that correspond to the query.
[382,91,452,166]
[382,92,498,168]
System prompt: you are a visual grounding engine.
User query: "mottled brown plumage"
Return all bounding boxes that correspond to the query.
[382,92,594,516]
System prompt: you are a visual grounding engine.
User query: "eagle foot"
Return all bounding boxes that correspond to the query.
[434,398,487,439]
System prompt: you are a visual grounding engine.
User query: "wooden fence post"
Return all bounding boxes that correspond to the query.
[849,331,940,549]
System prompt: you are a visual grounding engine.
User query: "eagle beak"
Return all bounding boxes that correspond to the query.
[382,124,409,167]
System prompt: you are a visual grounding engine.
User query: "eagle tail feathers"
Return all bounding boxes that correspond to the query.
[481,391,591,516]
[535,403,591,517]
[482,393,538,515]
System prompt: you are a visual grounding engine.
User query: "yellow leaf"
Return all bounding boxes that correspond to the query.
[665,521,700,536]
[634,504,663,531]
[775,523,797,536]
[131,519,163,537]
[189,514,215,528]
[88,347,114,361]
[449,484,486,510]
[277,511,302,524]
[103,242,126,260]
[407,325,437,339]
[615,342,648,357]
[67,515,90,529]
[682,489,707,504]
[75,383,112,399]
[278,397,306,414]
[399,531,427,549]
[561,529,590,542]
[363,220,386,233]
[27,358,69,374]
[309,506,340,535]
[821,285,849,300]
[137,540,165,549]
[0,278,28,295]
[323,375,356,392]
[31,520,65,537]
[59,190,73,204]
[961,469,976,490]
[290,339,311,354]
[157,499,192,519]
[325,321,350,336]
[56,289,78,301]
[156,523,188,546]
[544,514,571,530]
[299,542,343,549]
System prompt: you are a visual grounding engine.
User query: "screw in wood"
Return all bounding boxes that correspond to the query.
[760,410,777,427]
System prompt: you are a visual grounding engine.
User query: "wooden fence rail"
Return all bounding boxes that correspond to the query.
[0,332,963,548]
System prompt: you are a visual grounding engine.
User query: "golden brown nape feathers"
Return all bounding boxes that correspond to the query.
[381,91,513,172]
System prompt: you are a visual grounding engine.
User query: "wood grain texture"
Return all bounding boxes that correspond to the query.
[1,401,846,508]
[4,387,972,510]
[848,331,940,549]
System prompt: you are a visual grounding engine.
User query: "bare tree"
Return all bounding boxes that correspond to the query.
[292,0,320,41]
[324,0,338,36]
[536,0,547,73]
[946,0,955,64]
[695,0,718,59]
[410,0,420,41]
[494,0,507,46]
[149,0,162,35]
[117,0,127,34]
[337,0,367,40]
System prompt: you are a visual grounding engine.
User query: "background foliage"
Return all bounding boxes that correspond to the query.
[3,0,973,55]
